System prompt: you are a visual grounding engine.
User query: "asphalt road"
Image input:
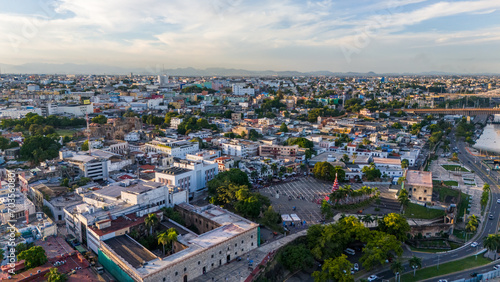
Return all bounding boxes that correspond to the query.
[373,132,500,281]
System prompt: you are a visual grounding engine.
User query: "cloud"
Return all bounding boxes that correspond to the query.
[0,0,499,72]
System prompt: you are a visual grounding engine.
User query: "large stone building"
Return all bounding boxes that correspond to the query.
[99,203,259,282]
[405,170,433,203]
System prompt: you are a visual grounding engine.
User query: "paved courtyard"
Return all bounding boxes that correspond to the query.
[430,157,484,220]
[257,177,392,224]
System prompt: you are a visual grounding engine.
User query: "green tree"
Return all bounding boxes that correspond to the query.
[286,137,314,149]
[60,178,70,187]
[409,256,422,277]
[280,123,289,132]
[401,159,409,169]
[320,200,333,220]
[466,214,480,233]
[312,162,345,182]
[17,246,47,269]
[391,260,404,277]
[145,213,159,236]
[166,228,178,254]
[158,232,168,255]
[312,254,354,282]
[378,213,410,242]
[81,140,89,151]
[261,206,281,229]
[362,163,382,181]
[360,231,403,270]
[483,234,500,260]
[91,115,107,124]
[45,267,67,282]
[341,154,350,163]
[397,189,410,213]
[20,136,61,164]
[279,244,314,272]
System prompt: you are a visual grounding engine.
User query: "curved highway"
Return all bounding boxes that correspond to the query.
[372,132,500,281]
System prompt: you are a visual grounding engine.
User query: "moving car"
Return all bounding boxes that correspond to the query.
[471,242,479,248]
[354,263,359,271]
[493,264,500,270]
[470,272,478,277]
[438,280,448,282]
[368,275,378,281]
[497,199,500,204]
[490,214,494,220]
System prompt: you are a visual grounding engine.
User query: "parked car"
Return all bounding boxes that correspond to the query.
[354,263,359,271]
[470,272,478,277]
[497,198,500,204]
[437,280,447,282]
[368,275,378,281]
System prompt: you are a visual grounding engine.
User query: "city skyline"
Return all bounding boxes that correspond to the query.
[1,0,500,73]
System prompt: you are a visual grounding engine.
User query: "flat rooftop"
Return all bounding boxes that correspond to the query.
[104,235,157,268]
[162,167,191,175]
[406,170,432,188]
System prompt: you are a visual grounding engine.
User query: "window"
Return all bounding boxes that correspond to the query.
[219,251,222,254]
[251,235,253,238]
[419,197,422,200]
[241,240,244,244]
[211,254,214,258]
[251,242,254,246]
[235,252,238,255]
[175,272,178,276]
[184,267,187,272]
[198,261,201,265]
[424,190,427,193]
[235,243,237,247]
[163,278,166,281]
[211,263,214,267]
[424,198,427,201]
[241,248,244,252]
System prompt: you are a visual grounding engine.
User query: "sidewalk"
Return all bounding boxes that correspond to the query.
[191,230,307,282]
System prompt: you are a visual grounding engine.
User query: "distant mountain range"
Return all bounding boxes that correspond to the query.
[0,63,497,76]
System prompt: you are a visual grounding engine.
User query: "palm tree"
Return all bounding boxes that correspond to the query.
[483,234,500,260]
[270,163,278,175]
[45,267,66,282]
[352,153,357,164]
[145,213,159,236]
[166,228,178,254]
[158,232,168,255]
[466,215,480,233]
[260,165,268,176]
[398,189,410,214]
[391,260,404,281]
[408,256,422,277]
[287,167,294,174]
[362,214,373,226]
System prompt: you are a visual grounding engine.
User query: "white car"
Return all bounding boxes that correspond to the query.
[438,280,448,282]
[368,275,378,281]
[494,264,500,270]
[471,242,479,248]
[354,263,359,271]
[497,199,500,204]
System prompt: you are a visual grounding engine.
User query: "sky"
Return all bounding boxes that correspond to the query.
[0,0,499,73]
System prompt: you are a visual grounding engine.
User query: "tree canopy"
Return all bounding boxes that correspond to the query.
[18,246,47,269]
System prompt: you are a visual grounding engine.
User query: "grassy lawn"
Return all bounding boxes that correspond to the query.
[405,203,446,219]
[457,193,471,222]
[55,128,80,137]
[442,165,470,172]
[433,180,459,187]
[433,186,460,202]
[398,255,491,282]
[409,246,444,253]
